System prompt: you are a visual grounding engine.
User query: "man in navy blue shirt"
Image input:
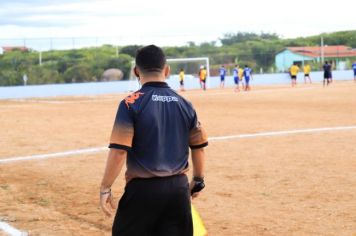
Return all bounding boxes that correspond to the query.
[352,61,356,82]
[100,45,208,236]
[323,61,331,87]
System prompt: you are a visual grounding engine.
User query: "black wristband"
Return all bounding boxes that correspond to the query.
[100,188,111,196]
[193,176,204,182]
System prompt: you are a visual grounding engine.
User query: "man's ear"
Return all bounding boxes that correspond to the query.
[134,66,140,78]
[164,65,170,77]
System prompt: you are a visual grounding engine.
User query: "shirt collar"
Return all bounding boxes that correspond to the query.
[142,81,169,88]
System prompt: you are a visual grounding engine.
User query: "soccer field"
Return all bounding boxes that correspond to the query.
[1,82,356,235]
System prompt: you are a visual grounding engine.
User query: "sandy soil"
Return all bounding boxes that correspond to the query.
[1,81,356,235]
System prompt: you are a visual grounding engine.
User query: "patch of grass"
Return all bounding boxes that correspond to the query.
[37,198,50,206]
[0,184,9,190]
[36,180,48,186]
[261,192,270,197]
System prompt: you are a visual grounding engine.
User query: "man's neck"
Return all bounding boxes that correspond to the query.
[140,76,166,86]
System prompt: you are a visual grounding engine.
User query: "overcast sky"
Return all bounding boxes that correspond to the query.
[0,0,355,50]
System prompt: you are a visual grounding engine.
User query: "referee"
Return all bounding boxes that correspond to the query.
[99,45,208,236]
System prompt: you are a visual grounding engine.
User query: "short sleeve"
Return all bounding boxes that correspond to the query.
[108,100,134,151]
[189,111,208,149]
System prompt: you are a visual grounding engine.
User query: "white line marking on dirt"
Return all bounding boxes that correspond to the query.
[0,147,107,164]
[0,221,27,236]
[1,125,355,164]
[209,126,356,141]
[8,98,120,104]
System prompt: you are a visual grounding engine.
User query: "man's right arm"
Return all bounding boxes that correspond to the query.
[191,148,205,179]
[190,147,206,199]
[100,148,127,217]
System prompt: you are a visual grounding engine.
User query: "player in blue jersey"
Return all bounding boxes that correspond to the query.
[352,61,356,82]
[219,65,226,88]
[99,45,208,236]
[233,64,240,92]
[243,65,253,91]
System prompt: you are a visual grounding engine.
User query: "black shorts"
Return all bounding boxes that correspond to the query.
[112,175,193,236]
[304,74,309,77]
[180,80,184,86]
[324,72,330,79]
[291,75,297,79]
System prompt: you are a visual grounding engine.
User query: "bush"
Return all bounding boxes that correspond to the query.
[0,70,23,86]
[63,65,93,83]
[27,66,61,85]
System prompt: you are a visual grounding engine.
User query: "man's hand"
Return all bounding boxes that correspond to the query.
[99,149,127,217]
[189,180,200,199]
[190,176,205,199]
[100,188,116,217]
[190,148,205,199]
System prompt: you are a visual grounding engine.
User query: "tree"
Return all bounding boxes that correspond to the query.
[119,45,142,57]
[63,64,93,83]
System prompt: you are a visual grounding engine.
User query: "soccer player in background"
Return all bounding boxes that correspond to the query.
[323,61,331,87]
[233,64,240,92]
[238,66,244,90]
[199,66,207,90]
[99,45,208,235]
[243,65,253,91]
[303,63,312,84]
[290,62,299,87]
[179,68,185,91]
[329,61,333,83]
[219,65,226,88]
[352,61,356,82]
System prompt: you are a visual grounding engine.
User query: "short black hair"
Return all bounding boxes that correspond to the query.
[135,45,166,73]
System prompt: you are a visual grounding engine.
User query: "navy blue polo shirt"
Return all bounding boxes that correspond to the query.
[109,81,208,182]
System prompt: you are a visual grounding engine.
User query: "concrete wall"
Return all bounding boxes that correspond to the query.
[1,70,354,99]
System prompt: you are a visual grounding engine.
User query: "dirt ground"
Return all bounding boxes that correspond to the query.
[1,81,356,235]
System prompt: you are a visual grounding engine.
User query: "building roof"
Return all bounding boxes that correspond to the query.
[286,45,356,58]
[1,46,29,52]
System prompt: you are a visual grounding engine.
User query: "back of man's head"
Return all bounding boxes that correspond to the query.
[135,45,166,74]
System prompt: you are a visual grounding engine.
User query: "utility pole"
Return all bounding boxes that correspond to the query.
[321,36,324,65]
[39,51,42,66]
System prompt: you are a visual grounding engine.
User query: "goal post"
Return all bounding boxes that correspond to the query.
[166,57,210,79]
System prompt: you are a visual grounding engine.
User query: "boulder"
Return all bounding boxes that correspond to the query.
[102,68,124,81]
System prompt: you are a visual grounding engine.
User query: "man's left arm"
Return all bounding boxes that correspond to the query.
[100,149,127,217]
